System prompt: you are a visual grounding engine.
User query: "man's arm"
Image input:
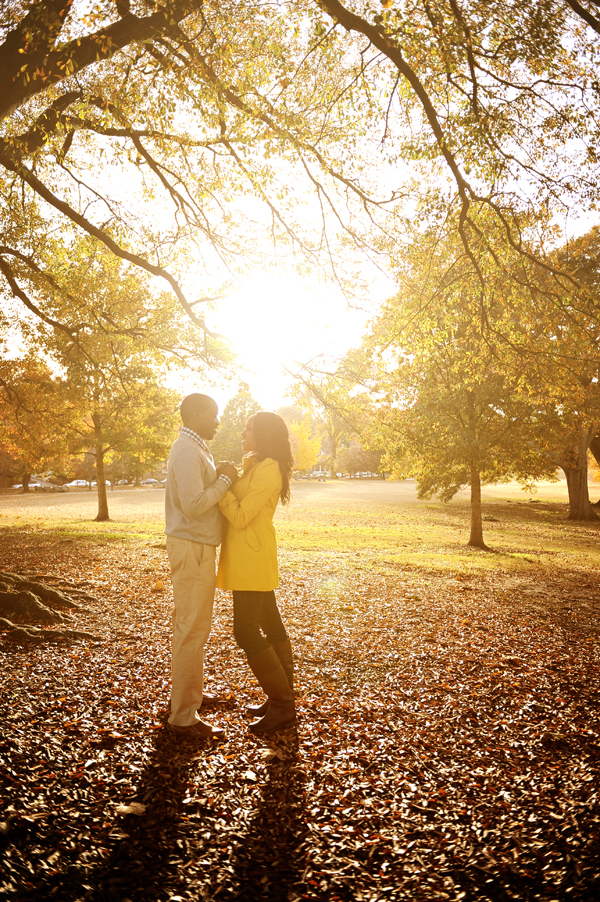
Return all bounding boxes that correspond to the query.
[172,449,235,519]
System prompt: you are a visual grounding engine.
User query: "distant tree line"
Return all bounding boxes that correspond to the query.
[211,388,382,478]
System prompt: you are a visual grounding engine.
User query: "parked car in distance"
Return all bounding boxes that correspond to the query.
[140,478,159,485]
[65,479,88,486]
[12,479,68,491]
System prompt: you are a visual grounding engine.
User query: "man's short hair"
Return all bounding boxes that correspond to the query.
[180,393,216,423]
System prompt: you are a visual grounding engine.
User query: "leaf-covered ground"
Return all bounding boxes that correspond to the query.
[1,487,599,901]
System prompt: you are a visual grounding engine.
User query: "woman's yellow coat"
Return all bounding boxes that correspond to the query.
[216,456,282,591]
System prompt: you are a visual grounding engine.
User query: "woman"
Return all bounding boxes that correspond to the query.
[217,411,296,734]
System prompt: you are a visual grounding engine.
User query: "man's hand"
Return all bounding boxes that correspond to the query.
[217,462,239,484]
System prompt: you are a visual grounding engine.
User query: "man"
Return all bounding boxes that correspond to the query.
[165,393,238,738]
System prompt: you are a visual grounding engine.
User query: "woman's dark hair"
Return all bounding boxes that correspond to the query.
[252,411,294,505]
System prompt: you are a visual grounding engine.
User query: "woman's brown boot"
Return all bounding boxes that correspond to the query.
[246,639,294,716]
[246,646,296,734]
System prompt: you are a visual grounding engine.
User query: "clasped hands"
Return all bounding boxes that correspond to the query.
[217,461,239,483]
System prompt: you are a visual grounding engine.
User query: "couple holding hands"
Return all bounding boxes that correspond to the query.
[164,393,296,740]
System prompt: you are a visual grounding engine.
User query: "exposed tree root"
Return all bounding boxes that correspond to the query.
[0,570,100,630]
[0,588,65,623]
[467,541,491,551]
[0,617,97,645]
[0,571,88,609]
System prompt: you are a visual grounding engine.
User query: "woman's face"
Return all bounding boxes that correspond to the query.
[242,417,258,454]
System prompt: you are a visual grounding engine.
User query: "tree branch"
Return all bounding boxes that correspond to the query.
[0,244,80,311]
[0,156,221,337]
[1,91,81,158]
[565,0,600,36]
[0,253,76,336]
[318,0,472,202]
[0,0,74,107]
[166,19,396,210]
[0,1,205,120]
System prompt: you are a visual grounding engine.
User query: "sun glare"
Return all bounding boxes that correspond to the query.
[204,272,376,410]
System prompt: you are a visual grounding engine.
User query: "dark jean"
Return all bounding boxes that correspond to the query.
[232,590,288,658]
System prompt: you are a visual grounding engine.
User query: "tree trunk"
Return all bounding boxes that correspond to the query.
[328,431,337,478]
[93,415,110,522]
[21,472,31,493]
[590,434,600,468]
[468,463,489,549]
[561,426,599,521]
[590,434,600,506]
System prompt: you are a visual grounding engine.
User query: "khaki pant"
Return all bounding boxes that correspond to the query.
[166,537,216,726]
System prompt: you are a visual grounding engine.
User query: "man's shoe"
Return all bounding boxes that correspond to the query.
[200,692,220,708]
[167,719,225,739]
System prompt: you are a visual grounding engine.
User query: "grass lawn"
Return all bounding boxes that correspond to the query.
[0,481,599,900]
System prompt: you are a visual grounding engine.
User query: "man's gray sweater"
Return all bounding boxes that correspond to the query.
[165,431,228,545]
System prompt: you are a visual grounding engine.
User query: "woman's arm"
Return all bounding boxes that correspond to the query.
[219,459,281,529]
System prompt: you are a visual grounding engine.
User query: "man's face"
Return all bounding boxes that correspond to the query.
[193,400,219,441]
